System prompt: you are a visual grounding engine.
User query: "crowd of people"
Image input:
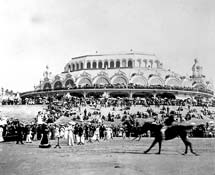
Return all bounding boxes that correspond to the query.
[0,118,115,145]
[1,90,213,108]
[1,93,215,146]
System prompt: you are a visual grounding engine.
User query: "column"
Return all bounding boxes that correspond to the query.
[129,91,133,98]
[83,91,87,98]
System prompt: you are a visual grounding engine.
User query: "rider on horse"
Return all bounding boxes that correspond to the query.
[164,114,175,126]
[161,114,175,139]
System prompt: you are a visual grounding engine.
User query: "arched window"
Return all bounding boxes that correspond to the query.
[72,64,75,71]
[54,81,63,90]
[165,78,181,87]
[98,61,103,69]
[68,65,71,72]
[112,76,127,85]
[149,77,164,86]
[131,76,147,86]
[92,61,97,69]
[122,60,126,67]
[110,60,114,68]
[80,62,84,70]
[116,60,120,68]
[43,83,52,90]
[65,79,75,88]
[76,63,79,70]
[87,62,91,69]
[94,77,109,85]
[128,60,133,68]
[104,61,108,69]
[78,78,92,87]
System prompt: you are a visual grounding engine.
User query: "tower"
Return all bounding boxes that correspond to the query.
[191,58,204,83]
[192,58,203,78]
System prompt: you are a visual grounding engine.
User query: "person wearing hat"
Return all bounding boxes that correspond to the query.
[39,123,51,148]
[67,122,74,146]
[73,123,79,144]
[15,122,24,144]
[161,114,175,140]
[164,114,175,126]
[77,123,84,145]
[54,124,64,148]
[88,123,96,143]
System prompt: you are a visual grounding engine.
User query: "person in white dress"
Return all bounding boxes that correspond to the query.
[67,123,74,146]
[64,125,69,140]
[0,126,4,142]
[26,127,32,143]
[105,127,113,140]
[37,112,43,125]
[93,125,100,142]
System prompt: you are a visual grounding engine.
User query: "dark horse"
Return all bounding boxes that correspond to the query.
[141,122,198,155]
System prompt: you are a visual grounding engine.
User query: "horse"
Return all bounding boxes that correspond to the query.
[122,119,135,139]
[122,119,149,141]
[131,126,146,141]
[141,122,198,155]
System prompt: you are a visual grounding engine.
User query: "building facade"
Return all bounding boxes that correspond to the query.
[21,52,214,99]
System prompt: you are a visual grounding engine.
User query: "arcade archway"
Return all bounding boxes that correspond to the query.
[156,93,176,99]
[109,92,129,98]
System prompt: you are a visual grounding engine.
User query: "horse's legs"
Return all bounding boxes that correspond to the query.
[180,136,189,155]
[186,138,199,156]
[144,138,158,154]
[180,136,198,156]
[156,140,162,154]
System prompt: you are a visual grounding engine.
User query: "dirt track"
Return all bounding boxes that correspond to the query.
[0,138,215,175]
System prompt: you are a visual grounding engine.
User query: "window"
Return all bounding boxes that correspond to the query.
[98,61,102,69]
[116,60,120,68]
[122,60,126,67]
[87,62,91,69]
[68,65,71,72]
[72,64,75,71]
[128,60,133,68]
[80,62,84,70]
[76,63,79,70]
[110,61,114,68]
[93,61,97,69]
[104,61,108,69]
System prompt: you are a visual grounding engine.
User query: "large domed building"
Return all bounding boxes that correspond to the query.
[21,52,214,99]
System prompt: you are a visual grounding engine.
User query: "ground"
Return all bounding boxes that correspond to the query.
[0,138,215,175]
[1,105,215,175]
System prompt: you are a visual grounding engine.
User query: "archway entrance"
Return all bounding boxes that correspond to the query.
[109,92,129,98]
[133,92,153,98]
[156,93,176,99]
[69,92,83,98]
[86,92,103,98]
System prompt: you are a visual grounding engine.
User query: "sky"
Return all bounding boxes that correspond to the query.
[0,0,215,92]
